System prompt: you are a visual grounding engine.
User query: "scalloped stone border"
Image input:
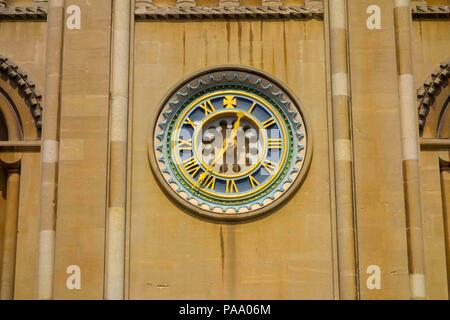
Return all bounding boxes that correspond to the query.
[148,66,312,221]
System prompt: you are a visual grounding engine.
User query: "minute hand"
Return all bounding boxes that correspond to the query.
[194,111,245,189]
[210,111,244,168]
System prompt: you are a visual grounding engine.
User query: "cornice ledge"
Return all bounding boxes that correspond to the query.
[135,5,324,21]
[0,6,47,21]
[1,4,448,22]
[413,5,450,20]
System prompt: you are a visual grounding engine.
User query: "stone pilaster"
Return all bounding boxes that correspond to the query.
[37,0,64,300]
[105,0,132,300]
[325,0,358,300]
[441,169,450,295]
[0,170,20,300]
[394,0,427,300]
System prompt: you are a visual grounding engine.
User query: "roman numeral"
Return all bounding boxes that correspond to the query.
[248,102,257,114]
[178,139,193,151]
[198,173,216,190]
[226,180,239,193]
[183,157,200,176]
[262,160,278,172]
[262,117,276,128]
[249,175,260,188]
[184,117,197,129]
[199,100,216,115]
[268,138,282,149]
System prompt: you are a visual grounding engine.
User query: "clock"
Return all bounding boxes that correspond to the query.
[149,67,311,221]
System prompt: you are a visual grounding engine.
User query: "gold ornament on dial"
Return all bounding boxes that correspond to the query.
[150,68,311,221]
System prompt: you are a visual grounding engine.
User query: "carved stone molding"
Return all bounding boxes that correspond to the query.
[1,4,450,21]
[0,6,46,20]
[0,55,43,133]
[135,5,324,20]
[417,60,450,135]
[413,5,450,19]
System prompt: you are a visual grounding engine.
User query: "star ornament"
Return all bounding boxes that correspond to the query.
[150,68,310,221]
[223,96,237,109]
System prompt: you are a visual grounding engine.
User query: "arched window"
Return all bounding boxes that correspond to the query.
[0,55,42,300]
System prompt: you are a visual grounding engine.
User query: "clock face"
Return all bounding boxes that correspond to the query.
[150,68,311,220]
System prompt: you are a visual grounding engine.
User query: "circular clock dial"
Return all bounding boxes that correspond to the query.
[150,68,311,220]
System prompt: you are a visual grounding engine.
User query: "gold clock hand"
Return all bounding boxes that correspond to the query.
[192,112,245,191]
[228,111,245,143]
[209,111,244,169]
[193,140,231,190]
[193,171,208,190]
